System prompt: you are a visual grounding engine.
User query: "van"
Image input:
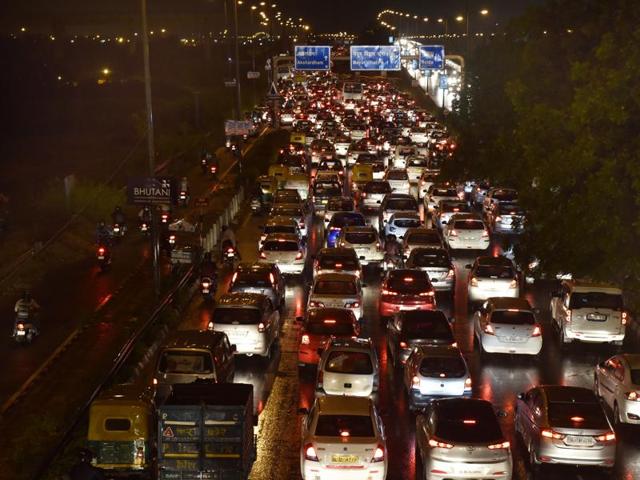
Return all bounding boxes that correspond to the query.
[153,330,235,403]
[210,292,282,357]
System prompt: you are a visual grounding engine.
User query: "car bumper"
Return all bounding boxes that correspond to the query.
[425,456,512,480]
[493,224,524,234]
[448,238,490,250]
[356,252,384,265]
[537,438,615,467]
[564,328,625,344]
[409,389,471,409]
[379,301,435,317]
[302,462,386,480]
[468,286,518,303]
[431,279,455,292]
[233,339,269,356]
[620,399,640,424]
[480,335,542,355]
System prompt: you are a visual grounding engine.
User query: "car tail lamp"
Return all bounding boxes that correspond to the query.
[495,216,502,223]
[152,378,158,386]
[419,291,435,297]
[622,311,628,325]
[134,446,145,465]
[488,441,510,450]
[309,301,325,308]
[532,325,542,337]
[449,229,458,237]
[381,289,397,296]
[258,322,266,333]
[447,269,455,279]
[269,273,276,285]
[295,251,304,260]
[304,443,319,461]
[345,301,360,308]
[98,247,105,254]
[509,279,518,289]
[411,375,421,389]
[464,377,472,391]
[259,251,267,259]
[626,391,640,401]
[372,445,385,462]
[399,341,408,349]
[470,277,479,287]
[481,229,489,238]
[16,323,25,331]
[208,321,214,330]
[483,323,495,335]
[428,439,453,449]
[541,429,565,440]
[595,432,616,442]
[301,334,310,345]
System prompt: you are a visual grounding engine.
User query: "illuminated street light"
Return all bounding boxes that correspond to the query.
[102,67,111,75]
[251,5,257,10]
[480,9,489,15]
[455,15,464,22]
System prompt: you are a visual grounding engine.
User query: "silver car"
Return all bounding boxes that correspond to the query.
[383,211,423,240]
[425,184,460,214]
[416,398,512,480]
[405,247,455,294]
[338,226,384,265]
[259,233,306,275]
[360,180,391,209]
[443,213,490,251]
[515,385,616,473]
[308,273,364,321]
[594,354,640,425]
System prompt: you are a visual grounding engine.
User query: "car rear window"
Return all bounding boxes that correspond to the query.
[387,170,408,180]
[475,266,515,279]
[434,402,503,444]
[314,280,357,295]
[387,199,417,211]
[213,307,262,325]
[547,402,609,429]
[331,214,365,228]
[432,189,457,196]
[313,184,342,196]
[365,182,391,193]
[263,240,299,251]
[325,351,373,374]
[104,418,132,431]
[410,250,450,268]
[319,257,358,271]
[407,233,441,246]
[158,351,213,374]
[442,203,469,213]
[393,217,421,228]
[232,274,270,289]
[569,293,624,310]
[387,272,431,293]
[402,316,453,341]
[327,199,354,211]
[315,415,374,438]
[490,310,535,325]
[419,356,466,378]
[345,232,376,244]
[453,220,485,230]
[264,225,296,235]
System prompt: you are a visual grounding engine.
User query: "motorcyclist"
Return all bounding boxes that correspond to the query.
[111,206,125,226]
[138,205,152,223]
[96,221,111,245]
[384,234,402,269]
[220,225,241,260]
[68,448,105,480]
[14,290,40,333]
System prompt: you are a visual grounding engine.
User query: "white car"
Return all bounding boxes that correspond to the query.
[384,211,422,240]
[338,226,384,265]
[473,297,542,355]
[409,127,429,145]
[406,155,429,183]
[300,396,387,480]
[393,145,417,169]
[425,185,460,213]
[316,337,379,397]
[379,193,419,231]
[443,214,490,251]
[258,216,301,249]
[434,200,471,230]
[418,172,439,200]
[258,233,306,275]
[360,180,391,209]
[308,273,364,320]
[384,169,410,194]
[467,256,519,304]
[482,187,519,216]
[334,136,351,158]
[595,354,640,424]
[313,247,362,279]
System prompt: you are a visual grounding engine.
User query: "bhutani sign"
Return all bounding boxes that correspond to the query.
[127,177,176,205]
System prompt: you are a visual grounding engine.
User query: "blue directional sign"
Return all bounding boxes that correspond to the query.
[419,45,445,70]
[439,75,449,90]
[350,45,401,71]
[294,45,331,71]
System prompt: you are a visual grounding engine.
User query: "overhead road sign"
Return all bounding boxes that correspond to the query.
[419,45,445,70]
[350,45,401,71]
[127,177,176,205]
[294,45,331,71]
[224,120,253,136]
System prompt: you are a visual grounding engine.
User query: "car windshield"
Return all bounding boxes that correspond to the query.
[407,232,440,245]
[319,256,358,270]
[325,351,373,374]
[232,274,270,289]
[547,402,609,429]
[314,414,374,437]
[387,199,417,211]
[442,203,468,213]
[419,356,466,378]
[263,240,299,252]
[475,265,515,279]
[410,250,450,268]
[331,214,365,228]
[213,307,262,325]
[387,171,408,180]
[434,402,503,444]
[401,314,452,341]
[313,184,342,196]
[158,351,213,374]
[314,280,357,295]
[569,292,624,310]
[453,220,485,230]
[490,310,535,325]
[387,272,431,293]
[345,232,376,244]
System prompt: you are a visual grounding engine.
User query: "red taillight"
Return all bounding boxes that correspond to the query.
[399,341,408,349]
[464,377,472,390]
[16,323,25,331]
[419,291,435,297]
[481,229,489,238]
[372,445,385,462]
[532,325,542,337]
[301,334,310,344]
[381,289,397,296]
[595,432,616,442]
[449,229,458,237]
[304,443,319,461]
[98,247,105,254]
[295,251,303,260]
[411,375,420,389]
[488,441,510,450]
[622,311,628,325]
[541,429,565,440]
[259,251,267,259]
[258,322,265,333]
[428,439,453,449]
[152,378,158,386]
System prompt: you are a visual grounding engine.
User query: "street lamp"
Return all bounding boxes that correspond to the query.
[437,18,448,36]
[480,9,489,16]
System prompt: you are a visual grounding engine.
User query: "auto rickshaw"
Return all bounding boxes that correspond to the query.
[351,163,374,192]
[87,384,155,477]
[257,175,278,204]
[290,131,306,145]
[267,164,289,188]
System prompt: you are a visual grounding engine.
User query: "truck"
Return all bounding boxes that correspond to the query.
[157,383,256,480]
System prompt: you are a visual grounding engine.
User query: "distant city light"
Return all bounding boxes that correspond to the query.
[102,68,111,75]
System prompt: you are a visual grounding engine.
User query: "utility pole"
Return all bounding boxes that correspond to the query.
[233,0,242,120]
[141,0,161,297]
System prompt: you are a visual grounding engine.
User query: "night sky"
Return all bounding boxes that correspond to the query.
[1,0,546,34]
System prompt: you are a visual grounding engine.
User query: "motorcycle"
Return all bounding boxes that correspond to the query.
[221,240,238,266]
[111,222,126,239]
[200,276,216,301]
[209,164,218,179]
[178,190,189,207]
[97,244,112,272]
[140,220,151,236]
[13,316,37,345]
[250,196,263,215]
[201,156,209,174]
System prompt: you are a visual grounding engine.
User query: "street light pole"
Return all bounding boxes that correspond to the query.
[233,0,242,120]
[141,0,161,297]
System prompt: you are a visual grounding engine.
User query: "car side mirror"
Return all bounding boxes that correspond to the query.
[298,407,309,415]
[296,316,304,323]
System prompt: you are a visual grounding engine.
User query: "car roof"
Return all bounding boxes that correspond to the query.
[342,225,376,233]
[540,385,598,404]
[414,345,462,358]
[327,337,374,351]
[235,262,274,274]
[449,213,482,222]
[405,227,439,235]
[475,256,513,266]
[265,216,297,226]
[385,193,414,200]
[217,292,267,307]
[487,297,533,311]
[565,280,622,295]
[317,395,372,416]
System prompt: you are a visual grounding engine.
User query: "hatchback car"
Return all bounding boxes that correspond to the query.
[297,308,361,367]
[338,226,383,266]
[473,297,542,356]
[467,256,520,304]
[594,354,640,424]
[379,193,419,231]
[323,196,355,227]
[406,155,430,183]
[425,184,459,213]
[384,168,410,194]
[325,212,366,248]
[402,228,443,257]
[416,398,512,480]
[486,202,526,234]
[270,203,308,238]
[418,172,440,200]
[379,269,437,320]
[360,180,392,209]
[383,211,422,240]
[386,310,455,366]
[433,200,471,230]
[259,215,301,249]
[308,273,364,320]
[405,248,455,295]
[300,396,387,480]
[259,233,306,275]
[515,385,615,473]
[313,247,362,279]
[403,345,472,410]
[316,337,379,397]
[443,214,490,251]
[228,262,286,310]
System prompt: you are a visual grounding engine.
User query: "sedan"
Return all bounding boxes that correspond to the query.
[405,248,455,295]
[338,226,384,266]
[383,211,422,240]
[443,214,490,251]
[360,180,392,209]
[384,168,411,194]
[379,269,437,320]
[467,256,519,304]
[258,233,306,275]
[595,353,640,425]
[308,273,364,321]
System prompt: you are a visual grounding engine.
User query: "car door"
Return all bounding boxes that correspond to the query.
[598,359,617,407]
[267,299,281,343]
[517,389,538,447]
[216,336,234,382]
[387,316,401,357]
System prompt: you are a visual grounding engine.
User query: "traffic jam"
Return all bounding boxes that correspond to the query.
[89,72,639,480]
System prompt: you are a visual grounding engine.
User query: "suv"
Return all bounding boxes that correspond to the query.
[209,292,281,358]
[316,337,379,397]
[550,280,626,347]
[228,262,286,311]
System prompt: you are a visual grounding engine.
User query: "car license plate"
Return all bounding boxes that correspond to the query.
[332,454,358,463]
[344,383,352,388]
[565,435,594,447]
[400,305,419,311]
[587,313,607,321]
[97,255,104,260]
[16,330,26,336]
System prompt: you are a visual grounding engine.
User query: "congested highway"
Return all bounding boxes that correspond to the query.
[166,71,640,480]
